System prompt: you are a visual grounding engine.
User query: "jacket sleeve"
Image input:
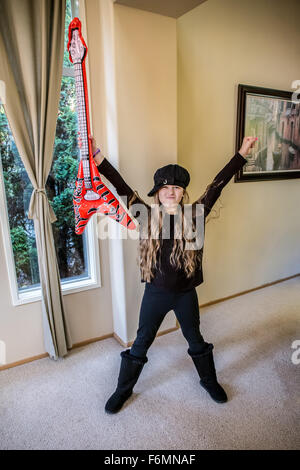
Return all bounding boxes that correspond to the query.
[97,157,134,204]
[96,158,148,224]
[192,152,248,218]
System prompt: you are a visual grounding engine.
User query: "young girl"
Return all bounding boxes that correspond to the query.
[89,135,257,413]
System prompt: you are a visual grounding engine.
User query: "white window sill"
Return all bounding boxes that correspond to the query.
[15,277,101,306]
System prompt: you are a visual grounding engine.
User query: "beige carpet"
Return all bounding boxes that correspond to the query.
[0,277,299,450]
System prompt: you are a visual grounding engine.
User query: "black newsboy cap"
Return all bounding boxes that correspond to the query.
[147,164,190,197]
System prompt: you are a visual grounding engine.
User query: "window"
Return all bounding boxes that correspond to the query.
[0,0,100,305]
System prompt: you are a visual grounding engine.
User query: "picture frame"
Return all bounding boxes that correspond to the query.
[234,84,300,182]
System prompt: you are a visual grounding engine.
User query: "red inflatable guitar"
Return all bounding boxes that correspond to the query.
[67,17,136,235]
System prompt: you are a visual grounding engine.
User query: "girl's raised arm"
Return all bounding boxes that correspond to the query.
[192,137,257,218]
[89,135,147,223]
[89,134,134,205]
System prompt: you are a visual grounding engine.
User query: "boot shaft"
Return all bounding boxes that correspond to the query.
[187,343,217,381]
[117,349,148,392]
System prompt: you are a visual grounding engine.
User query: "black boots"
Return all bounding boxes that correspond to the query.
[105,344,226,413]
[188,343,228,403]
[105,349,148,414]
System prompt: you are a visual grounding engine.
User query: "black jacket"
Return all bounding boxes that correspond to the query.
[97,152,247,292]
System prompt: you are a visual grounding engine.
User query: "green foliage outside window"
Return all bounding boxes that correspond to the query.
[0,0,88,291]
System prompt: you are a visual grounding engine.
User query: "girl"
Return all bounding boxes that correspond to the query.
[89,135,257,413]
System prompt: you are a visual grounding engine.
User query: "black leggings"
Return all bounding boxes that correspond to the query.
[130,282,206,359]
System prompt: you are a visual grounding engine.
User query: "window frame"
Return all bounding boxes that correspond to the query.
[0,0,102,306]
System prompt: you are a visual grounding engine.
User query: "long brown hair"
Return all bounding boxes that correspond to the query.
[128,187,220,283]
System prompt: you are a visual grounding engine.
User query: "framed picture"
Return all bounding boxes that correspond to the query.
[235,84,300,182]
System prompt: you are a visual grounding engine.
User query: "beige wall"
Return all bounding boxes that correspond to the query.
[113,3,177,341]
[0,221,115,367]
[177,0,300,302]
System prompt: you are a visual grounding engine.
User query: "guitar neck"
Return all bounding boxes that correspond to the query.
[74,62,92,189]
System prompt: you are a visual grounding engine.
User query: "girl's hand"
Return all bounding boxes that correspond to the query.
[89,134,104,165]
[238,136,258,158]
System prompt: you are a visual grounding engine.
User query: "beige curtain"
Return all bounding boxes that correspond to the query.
[0,0,72,359]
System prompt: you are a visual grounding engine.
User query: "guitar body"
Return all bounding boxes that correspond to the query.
[73,159,134,235]
[68,17,136,235]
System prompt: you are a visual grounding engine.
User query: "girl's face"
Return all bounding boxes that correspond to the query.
[158,185,184,211]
